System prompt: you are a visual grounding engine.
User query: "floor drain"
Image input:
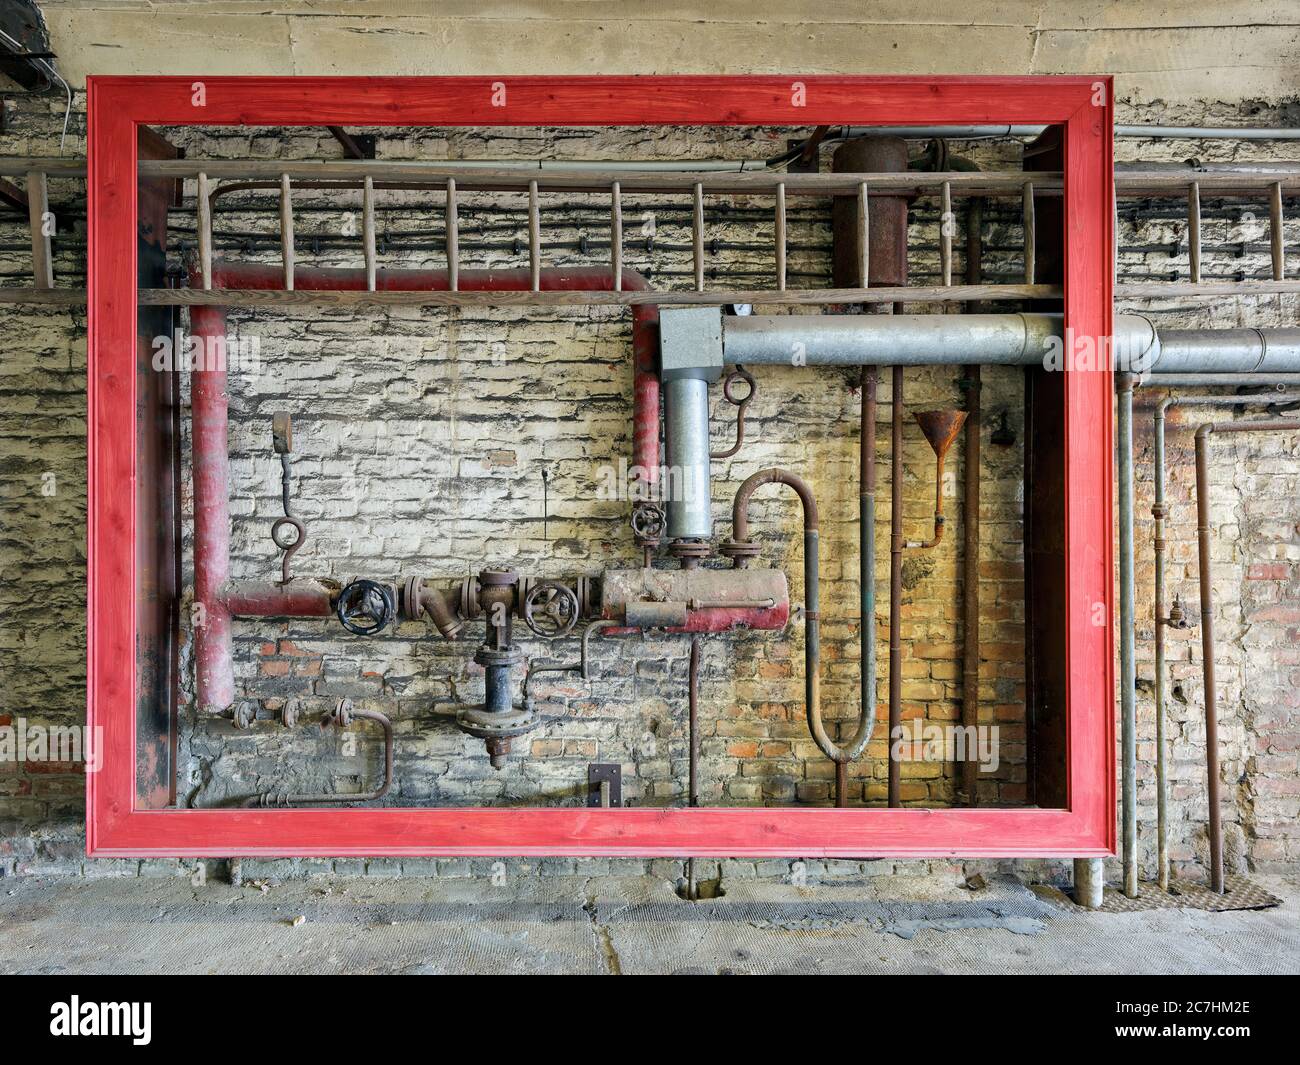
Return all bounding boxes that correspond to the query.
[677,876,726,901]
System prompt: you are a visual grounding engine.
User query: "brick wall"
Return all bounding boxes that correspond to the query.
[2,89,1299,885]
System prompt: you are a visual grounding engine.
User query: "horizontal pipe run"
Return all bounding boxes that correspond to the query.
[222,579,336,617]
[718,312,1300,374]
[242,707,394,807]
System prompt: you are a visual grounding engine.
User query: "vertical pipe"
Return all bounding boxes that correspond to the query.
[888,363,904,808]
[857,180,870,287]
[1153,400,1170,891]
[611,181,623,291]
[196,172,212,290]
[775,182,787,291]
[1074,857,1104,909]
[445,177,459,291]
[939,181,953,287]
[1118,373,1138,898]
[191,304,233,712]
[1188,182,1202,283]
[692,181,705,292]
[1193,425,1223,893]
[962,198,983,806]
[1191,418,1300,893]
[362,176,376,291]
[1021,180,1036,285]
[687,634,701,901]
[688,636,700,809]
[1151,393,1286,893]
[664,377,713,540]
[1270,181,1285,281]
[528,179,541,292]
[855,365,878,809]
[279,173,294,292]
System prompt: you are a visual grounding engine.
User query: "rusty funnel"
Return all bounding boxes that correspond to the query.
[913,409,968,463]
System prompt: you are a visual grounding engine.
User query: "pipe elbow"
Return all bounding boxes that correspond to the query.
[731,468,819,540]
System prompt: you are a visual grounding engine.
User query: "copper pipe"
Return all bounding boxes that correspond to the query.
[1193,417,1300,892]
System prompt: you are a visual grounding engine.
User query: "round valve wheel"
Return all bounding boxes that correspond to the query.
[630,502,666,542]
[522,580,580,639]
[335,579,396,636]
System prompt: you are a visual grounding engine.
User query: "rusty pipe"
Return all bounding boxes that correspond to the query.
[242,705,394,807]
[1193,417,1300,892]
[906,409,969,551]
[729,468,875,787]
[961,368,981,806]
[1151,390,1288,892]
[688,635,701,809]
[962,198,983,807]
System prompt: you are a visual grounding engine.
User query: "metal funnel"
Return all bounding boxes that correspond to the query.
[913,409,968,462]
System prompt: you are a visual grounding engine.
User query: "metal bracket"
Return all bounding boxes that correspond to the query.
[587,763,622,808]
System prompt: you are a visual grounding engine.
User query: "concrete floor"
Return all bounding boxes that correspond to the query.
[2,872,1298,975]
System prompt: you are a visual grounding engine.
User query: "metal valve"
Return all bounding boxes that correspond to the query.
[336,579,396,636]
[1165,594,1193,630]
[522,580,580,638]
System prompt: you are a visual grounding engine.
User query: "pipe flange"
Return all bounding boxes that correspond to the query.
[459,575,481,620]
[478,566,518,588]
[667,539,712,563]
[454,702,539,739]
[474,644,526,669]
[575,575,597,618]
[719,539,762,565]
[401,575,425,622]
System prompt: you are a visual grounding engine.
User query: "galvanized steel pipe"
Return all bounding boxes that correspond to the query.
[719,312,1300,375]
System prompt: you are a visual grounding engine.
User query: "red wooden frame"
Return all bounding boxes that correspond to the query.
[86,75,1114,859]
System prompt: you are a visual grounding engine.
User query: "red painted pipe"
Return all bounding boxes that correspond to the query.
[192,305,234,712]
[191,262,661,712]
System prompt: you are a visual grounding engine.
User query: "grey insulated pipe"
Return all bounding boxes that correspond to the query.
[718,312,1300,374]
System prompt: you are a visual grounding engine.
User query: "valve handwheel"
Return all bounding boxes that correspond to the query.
[630,502,666,542]
[336,579,396,636]
[522,580,579,638]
